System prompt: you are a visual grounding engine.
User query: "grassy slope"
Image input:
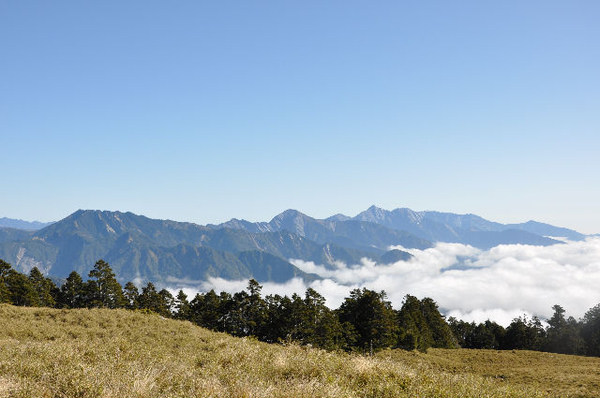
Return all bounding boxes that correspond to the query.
[0,305,597,398]
[378,349,600,398]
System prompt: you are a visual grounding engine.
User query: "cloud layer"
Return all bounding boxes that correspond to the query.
[174,238,600,327]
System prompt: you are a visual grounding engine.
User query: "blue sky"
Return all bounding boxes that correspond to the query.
[2,1,599,233]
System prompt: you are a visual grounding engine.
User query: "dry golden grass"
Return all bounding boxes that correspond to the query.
[378,347,600,398]
[0,304,595,397]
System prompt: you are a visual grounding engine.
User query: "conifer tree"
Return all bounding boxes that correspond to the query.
[0,259,10,278]
[0,259,12,303]
[447,317,472,347]
[581,303,600,356]
[5,269,39,307]
[59,271,86,308]
[396,294,433,351]
[468,323,497,349]
[138,282,162,312]
[229,290,251,337]
[245,279,267,338]
[263,293,300,343]
[337,288,397,354]
[174,290,190,320]
[189,290,223,331]
[87,260,124,309]
[542,304,585,355]
[448,318,505,349]
[0,278,8,304]
[419,297,458,348]
[158,289,175,317]
[301,288,345,350]
[503,316,545,350]
[28,267,57,308]
[122,282,140,310]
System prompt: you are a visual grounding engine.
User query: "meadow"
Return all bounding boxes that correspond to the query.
[0,304,598,398]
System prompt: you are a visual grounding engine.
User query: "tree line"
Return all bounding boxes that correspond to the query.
[448,302,600,356]
[1,258,600,356]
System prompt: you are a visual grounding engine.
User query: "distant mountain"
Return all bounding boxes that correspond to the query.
[214,206,566,250]
[0,217,53,231]
[353,206,562,247]
[459,229,562,250]
[211,209,432,252]
[0,210,389,284]
[0,206,584,286]
[106,242,317,286]
[505,220,585,241]
[379,249,413,264]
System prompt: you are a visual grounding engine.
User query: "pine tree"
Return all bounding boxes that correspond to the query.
[0,259,12,303]
[5,269,39,307]
[0,279,8,304]
[263,293,299,343]
[448,318,504,349]
[337,288,397,354]
[246,279,267,338]
[174,290,190,320]
[0,260,10,278]
[468,323,497,349]
[122,282,140,310]
[138,282,162,312]
[158,289,175,317]
[28,267,56,308]
[300,288,345,350]
[59,271,86,308]
[419,297,458,348]
[504,316,545,350]
[447,317,473,347]
[543,305,585,355]
[87,260,124,308]
[189,290,223,331]
[581,303,600,356]
[396,294,433,352]
[484,320,506,349]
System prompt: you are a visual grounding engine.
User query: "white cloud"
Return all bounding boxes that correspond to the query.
[445,308,535,327]
[167,238,600,327]
[171,277,309,303]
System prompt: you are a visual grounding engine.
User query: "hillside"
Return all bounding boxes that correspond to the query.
[0,227,32,244]
[2,305,599,397]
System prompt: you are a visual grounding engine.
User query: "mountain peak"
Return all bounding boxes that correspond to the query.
[268,209,318,236]
[277,208,305,217]
[356,205,389,222]
[269,209,312,223]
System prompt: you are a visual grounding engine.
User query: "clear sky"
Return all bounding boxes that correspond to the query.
[2,1,599,233]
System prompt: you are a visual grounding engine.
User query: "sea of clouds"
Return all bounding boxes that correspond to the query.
[173,237,600,327]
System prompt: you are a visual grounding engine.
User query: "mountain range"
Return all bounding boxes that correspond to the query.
[0,217,53,231]
[0,206,586,287]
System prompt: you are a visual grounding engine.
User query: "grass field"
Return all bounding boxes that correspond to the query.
[378,348,600,397]
[0,304,598,397]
